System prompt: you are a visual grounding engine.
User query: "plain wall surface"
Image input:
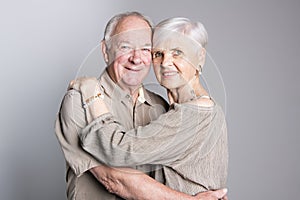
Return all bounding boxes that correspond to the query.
[1,0,299,199]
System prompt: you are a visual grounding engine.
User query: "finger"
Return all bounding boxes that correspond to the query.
[213,188,228,198]
[71,81,81,91]
[68,80,75,90]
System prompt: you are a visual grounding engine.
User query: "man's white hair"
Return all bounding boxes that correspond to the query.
[103,11,153,43]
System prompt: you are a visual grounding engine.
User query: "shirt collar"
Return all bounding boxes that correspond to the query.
[98,69,127,100]
[99,69,154,106]
[138,86,156,106]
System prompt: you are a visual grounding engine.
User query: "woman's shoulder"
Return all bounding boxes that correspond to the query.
[183,95,215,109]
[179,97,225,117]
[144,88,169,109]
[192,97,215,107]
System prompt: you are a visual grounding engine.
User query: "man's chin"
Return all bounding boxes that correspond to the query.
[118,77,143,88]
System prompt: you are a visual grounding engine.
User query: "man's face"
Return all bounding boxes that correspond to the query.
[105,16,152,92]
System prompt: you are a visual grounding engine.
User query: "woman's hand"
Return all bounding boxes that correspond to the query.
[69,76,109,119]
[68,77,102,103]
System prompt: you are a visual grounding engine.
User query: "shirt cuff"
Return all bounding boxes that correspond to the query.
[74,158,103,177]
[78,113,114,142]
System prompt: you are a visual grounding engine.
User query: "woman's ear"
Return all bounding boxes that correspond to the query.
[198,47,206,69]
[101,40,109,64]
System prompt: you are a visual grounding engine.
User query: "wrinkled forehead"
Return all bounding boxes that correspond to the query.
[153,29,200,51]
[108,28,152,47]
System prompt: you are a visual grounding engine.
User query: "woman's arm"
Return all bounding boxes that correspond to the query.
[90,165,228,200]
[71,77,223,167]
[69,78,228,200]
[63,80,227,200]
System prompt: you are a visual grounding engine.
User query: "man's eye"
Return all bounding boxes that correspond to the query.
[153,51,163,58]
[172,49,183,56]
[141,48,151,53]
[120,45,132,51]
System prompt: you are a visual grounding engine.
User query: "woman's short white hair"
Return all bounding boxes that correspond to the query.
[154,17,208,48]
[103,11,153,42]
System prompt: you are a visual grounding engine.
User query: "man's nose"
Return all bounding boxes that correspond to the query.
[129,49,142,64]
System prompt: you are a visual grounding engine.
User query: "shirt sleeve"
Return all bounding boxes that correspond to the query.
[54,90,101,176]
[79,104,223,167]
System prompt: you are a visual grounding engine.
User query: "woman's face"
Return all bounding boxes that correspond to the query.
[152,32,204,90]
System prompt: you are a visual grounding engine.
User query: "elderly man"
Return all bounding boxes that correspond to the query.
[55,11,227,200]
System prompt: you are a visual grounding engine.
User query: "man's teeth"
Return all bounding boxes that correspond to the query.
[126,67,140,71]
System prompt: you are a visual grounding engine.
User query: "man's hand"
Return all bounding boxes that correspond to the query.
[194,188,228,200]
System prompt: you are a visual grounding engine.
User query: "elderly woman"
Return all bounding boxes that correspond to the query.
[73,17,228,196]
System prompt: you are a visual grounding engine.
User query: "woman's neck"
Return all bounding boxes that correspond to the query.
[168,76,208,104]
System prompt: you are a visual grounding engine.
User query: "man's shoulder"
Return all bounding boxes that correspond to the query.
[59,89,82,106]
[57,89,84,117]
[144,89,169,108]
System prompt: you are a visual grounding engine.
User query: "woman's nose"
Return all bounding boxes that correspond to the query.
[161,53,173,67]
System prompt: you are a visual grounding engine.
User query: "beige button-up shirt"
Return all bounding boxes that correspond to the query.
[55,70,168,200]
[79,102,228,195]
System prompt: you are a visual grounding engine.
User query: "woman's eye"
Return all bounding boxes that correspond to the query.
[172,49,183,56]
[153,51,163,58]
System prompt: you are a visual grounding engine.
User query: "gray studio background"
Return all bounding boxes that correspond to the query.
[1,0,299,199]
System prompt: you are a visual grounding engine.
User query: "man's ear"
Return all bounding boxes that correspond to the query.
[101,40,109,64]
[198,47,206,69]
